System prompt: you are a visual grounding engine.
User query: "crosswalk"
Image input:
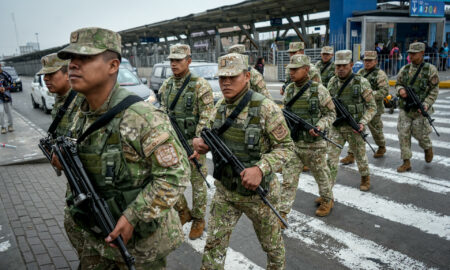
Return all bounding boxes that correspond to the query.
[177,92,450,269]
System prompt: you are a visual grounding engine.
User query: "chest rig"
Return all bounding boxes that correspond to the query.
[399,63,431,110]
[330,74,365,124]
[319,61,335,87]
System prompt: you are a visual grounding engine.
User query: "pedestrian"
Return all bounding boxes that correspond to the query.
[396,42,439,172]
[375,42,382,55]
[228,44,272,99]
[158,43,214,240]
[54,27,191,269]
[0,63,14,134]
[254,57,265,76]
[340,51,389,164]
[389,43,400,75]
[315,45,335,87]
[327,50,377,191]
[439,42,448,71]
[279,54,336,221]
[431,42,439,67]
[193,53,294,270]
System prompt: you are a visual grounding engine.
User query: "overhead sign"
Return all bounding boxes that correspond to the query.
[270,18,283,27]
[410,0,445,17]
[139,37,159,43]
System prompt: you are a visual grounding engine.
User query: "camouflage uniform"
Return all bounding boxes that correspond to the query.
[158,44,215,222]
[201,53,294,270]
[315,46,335,87]
[396,43,439,161]
[57,27,191,269]
[228,44,272,99]
[280,55,336,216]
[327,50,377,186]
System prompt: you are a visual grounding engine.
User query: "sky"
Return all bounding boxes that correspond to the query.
[0,0,244,56]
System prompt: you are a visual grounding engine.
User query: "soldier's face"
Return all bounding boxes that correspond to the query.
[44,70,69,95]
[408,52,424,65]
[336,63,353,79]
[289,66,309,82]
[363,59,377,70]
[219,71,250,100]
[170,57,191,77]
[321,53,333,63]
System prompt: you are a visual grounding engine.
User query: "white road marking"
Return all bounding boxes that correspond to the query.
[434,100,450,105]
[383,146,450,167]
[382,113,450,125]
[382,121,450,135]
[0,241,11,252]
[430,104,450,109]
[383,132,450,149]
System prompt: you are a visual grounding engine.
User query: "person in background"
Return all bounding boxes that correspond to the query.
[254,57,265,77]
[0,63,13,134]
[439,42,448,71]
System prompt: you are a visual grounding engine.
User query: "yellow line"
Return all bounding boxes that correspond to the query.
[389,80,450,88]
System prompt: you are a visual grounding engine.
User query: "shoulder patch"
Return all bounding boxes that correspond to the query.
[154,143,179,167]
[431,75,439,86]
[144,132,170,157]
[201,91,214,104]
[271,123,289,140]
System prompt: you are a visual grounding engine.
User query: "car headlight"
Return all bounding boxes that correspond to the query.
[15,78,21,82]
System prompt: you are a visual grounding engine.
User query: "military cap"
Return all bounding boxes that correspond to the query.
[228,44,246,54]
[287,42,305,52]
[321,46,334,54]
[364,51,377,60]
[407,42,425,53]
[286,54,310,69]
[58,27,121,60]
[36,53,69,75]
[168,44,191,59]
[335,50,352,65]
[217,53,248,77]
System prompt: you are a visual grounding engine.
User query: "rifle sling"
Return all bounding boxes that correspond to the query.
[363,68,377,78]
[285,80,312,109]
[77,95,143,144]
[336,73,355,98]
[215,90,254,135]
[48,90,77,136]
[168,74,192,112]
[320,61,332,75]
[408,62,425,87]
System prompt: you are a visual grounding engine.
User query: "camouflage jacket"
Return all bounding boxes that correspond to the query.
[159,71,215,137]
[250,67,272,99]
[315,60,335,88]
[358,67,389,114]
[51,90,84,137]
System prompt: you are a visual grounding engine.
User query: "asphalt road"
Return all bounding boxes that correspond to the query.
[10,76,450,269]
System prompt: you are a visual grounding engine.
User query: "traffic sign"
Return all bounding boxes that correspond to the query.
[410,0,445,17]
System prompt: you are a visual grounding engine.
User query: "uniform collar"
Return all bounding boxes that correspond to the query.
[294,76,310,88]
[80,83,120,116]
[225,85,249,105]
[173,70,191,82]
[55,88,72,103]
[338,72,354,82]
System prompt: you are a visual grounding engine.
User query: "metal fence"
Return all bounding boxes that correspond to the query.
[377,53,449,77]
[276,48,322,82]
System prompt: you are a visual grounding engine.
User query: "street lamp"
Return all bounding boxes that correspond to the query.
[35,33,40,51]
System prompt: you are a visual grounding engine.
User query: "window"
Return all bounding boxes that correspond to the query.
[153,67,163,77]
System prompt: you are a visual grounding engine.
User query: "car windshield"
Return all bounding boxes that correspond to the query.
[118,68,140,86]
[165,65,218,79]
[120,61,134,71]
[3,67,17,76]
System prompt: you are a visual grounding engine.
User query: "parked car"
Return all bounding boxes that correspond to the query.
[118,68,158,106]
[150,61,222,102]
[120,57,138,76]
[30,74,54,114]
[2,66,22,92]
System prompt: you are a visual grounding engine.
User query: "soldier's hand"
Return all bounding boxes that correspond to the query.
[399,88,407,98]
[354,124,364,133]
[105,215,134,247]
[193,138,209,154]
[309,127,320,137]
[421,103,429,112]
[240,166,262,191]
[189,150,200,161]
[280,88,284,95]
[51,153,63,170]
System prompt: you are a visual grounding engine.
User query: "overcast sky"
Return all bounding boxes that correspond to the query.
[0,0,244,56]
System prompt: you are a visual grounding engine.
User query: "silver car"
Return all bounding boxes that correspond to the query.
[118,68,158,106]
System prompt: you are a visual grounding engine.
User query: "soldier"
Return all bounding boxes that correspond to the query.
[396,42,439,172]
[315,46,335,87]
[327,50,377,191]
[55,27,191,269]
[228,44,273,99]
[340,51,389,164]
[280,54,336,221]
[193,53,294,270]
[158,44,214,240]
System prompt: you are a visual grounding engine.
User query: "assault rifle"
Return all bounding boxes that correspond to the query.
[200,128,289,228]
[52,137,136,270]
[282,109,343,149]
[403,87,440,137]
[332,98,376,153]
[169,116,210,188]
[38,136,62,176]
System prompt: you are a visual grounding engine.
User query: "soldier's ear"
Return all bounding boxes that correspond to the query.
[108,58,120,75]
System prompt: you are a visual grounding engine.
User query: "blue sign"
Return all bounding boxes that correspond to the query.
[410,0,445,17]
[270,18,282,27]
[139,37,159,43]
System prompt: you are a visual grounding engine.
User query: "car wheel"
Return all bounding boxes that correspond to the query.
[31,95,39,108]
[42,98,51,114]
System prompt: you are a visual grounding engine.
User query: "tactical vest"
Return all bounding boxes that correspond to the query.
[51,94,83,137]
[364,68,380,91]
[330,75,365,124]
[67,87,158,238]
[319,61,335,87]
[285,82,322,143]
[164,75,200,139]
[398,63,431,109]
[212,91,273,196]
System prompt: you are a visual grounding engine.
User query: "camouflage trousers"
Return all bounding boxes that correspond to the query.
[280,141,333,214]
[174,154,207,219]
[397,109,432,160]
[327,125,370,185]
[348,113,385,156]
[201,179,285,270]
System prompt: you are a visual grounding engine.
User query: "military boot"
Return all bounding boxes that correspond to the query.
[1,127,6,134]
[397,159,411,173]
[303,165,310,172]
[340,153,355,165]
[315,200,333,217]
[7,126,14,132]
[373,146,386,158]
[189,218,205,240]
[314,196,323,205]
[279,212,288,230]
[425,148,433,163]
[178,208,192,225]
[360,176,370,191]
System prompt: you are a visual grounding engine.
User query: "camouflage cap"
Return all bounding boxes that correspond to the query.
[36,53,69,75]
[228,44,246,54]
[286,54,310,69]
[217,53,248,77]
[168,44,191,59]
[364,51,377,60]
[335,50,352,65]
[407,42,425,53]
[57,27,121,60]
[321,46,334,54]
[287,42,305,52]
